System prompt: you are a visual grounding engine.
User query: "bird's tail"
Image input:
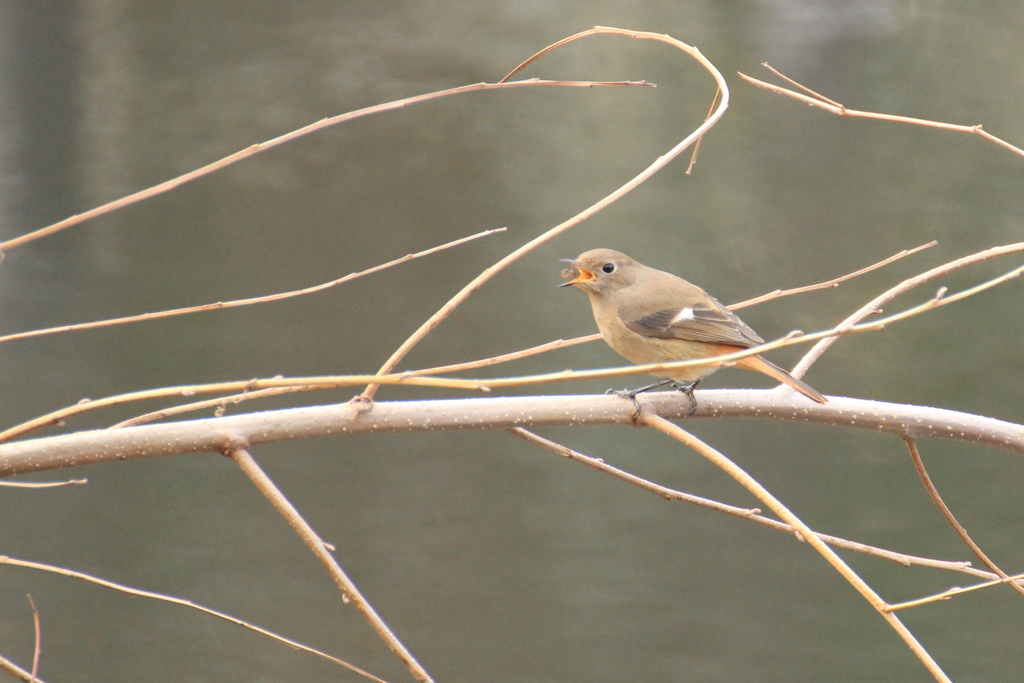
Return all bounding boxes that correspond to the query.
[736,355,827,403]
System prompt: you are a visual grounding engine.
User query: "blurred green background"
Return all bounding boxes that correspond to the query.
[1,1,1022,681]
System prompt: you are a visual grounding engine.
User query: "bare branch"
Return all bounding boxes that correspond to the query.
[739,66,1024,158]
[3,392,1022,478]
[0,228,504,346]
[0,79,644,252]
[0,652,47,683]
[8,239,1015,441]
[793,241,1024,378]
[730,241,937,309]
[0,479,87,488]
[637,411,951,683]
[109,334,604,428]
[509,427,763,516]
[0,557,389,682]
[228,446,432,682]
[511,428,993,578]
[903,438,1024,598]
[27,596,40,683]
[888,572,1024,612]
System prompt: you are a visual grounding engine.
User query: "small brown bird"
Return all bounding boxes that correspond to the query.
[560,248,826,404]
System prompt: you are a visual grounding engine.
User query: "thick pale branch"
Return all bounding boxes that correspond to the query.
[4,237,1014,443]
[2,392,1021,478]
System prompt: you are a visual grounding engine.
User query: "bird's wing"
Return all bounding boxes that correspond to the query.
[622,298,764,347]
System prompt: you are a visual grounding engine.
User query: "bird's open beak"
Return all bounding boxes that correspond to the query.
[558,258,596,288]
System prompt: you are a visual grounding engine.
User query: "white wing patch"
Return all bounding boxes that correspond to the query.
[671,307,696,324]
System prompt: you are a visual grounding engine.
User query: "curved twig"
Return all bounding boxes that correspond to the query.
[903,438,1024,598]
[360,27,731,401]
[730,241,936,309]
[0,79,644,253]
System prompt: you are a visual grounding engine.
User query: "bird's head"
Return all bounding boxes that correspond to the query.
[559,248,640,295]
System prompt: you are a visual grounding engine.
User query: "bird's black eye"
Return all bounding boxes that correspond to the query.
[602,262,615,274]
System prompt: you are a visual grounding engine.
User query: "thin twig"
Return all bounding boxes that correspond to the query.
[0,479,87,488]
[903,438,1024,598]
[0,556,389,682]
[107,385,294,428]
[759,63,844,107]
[228,445,432,683]
[0,652,47,683]
[0,228,505,346]
[685,88,721,174]
[793,241,1024,378]
[888,572,1024,611]
[510,428,990,577]
[730,241,936,309]
[637,411,951,683]
[509,427,762,516]
[27,595,40,683]
[739,65,1024,158]
[111,335,603,428]
[0,79,646,252]
[401,335,598,376]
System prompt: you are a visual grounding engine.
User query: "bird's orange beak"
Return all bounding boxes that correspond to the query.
[558,258,596,288]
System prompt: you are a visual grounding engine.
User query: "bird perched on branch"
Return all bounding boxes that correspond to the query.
[560,248,826,406]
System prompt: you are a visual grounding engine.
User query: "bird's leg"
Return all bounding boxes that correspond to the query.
[606,378,701,420]
[607,378,674,399]
[607,378,676,423]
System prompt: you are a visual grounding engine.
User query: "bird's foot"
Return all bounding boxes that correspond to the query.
[669,380,699,416]
[606,387,643,423]
[605,378,700,421]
